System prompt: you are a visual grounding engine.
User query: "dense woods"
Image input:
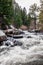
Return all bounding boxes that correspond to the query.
[0,0,43,29]
[13,1,31,28]
[0,0,31,29]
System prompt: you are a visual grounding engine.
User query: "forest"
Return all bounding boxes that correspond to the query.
[0,0,43,30]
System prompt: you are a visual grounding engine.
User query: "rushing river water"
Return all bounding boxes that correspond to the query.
[0,32,43,65]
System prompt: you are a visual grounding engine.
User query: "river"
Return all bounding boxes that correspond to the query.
[0,32,43,65]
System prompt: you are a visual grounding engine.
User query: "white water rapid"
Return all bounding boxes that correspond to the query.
[0,33,43,65]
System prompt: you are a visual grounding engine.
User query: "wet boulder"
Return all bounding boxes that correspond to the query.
[0,42,3,46]
[13,41,23,46]
[27,36,32,38]
[4,40,14,47]
[4,39,23,47]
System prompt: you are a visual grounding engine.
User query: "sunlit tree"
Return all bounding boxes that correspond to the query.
[39,0,43,23]
[29,3,39,29]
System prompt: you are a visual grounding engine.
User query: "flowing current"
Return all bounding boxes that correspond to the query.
[0,33,43,65]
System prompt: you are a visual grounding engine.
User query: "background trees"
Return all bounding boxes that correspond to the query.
[39,0,43,23]
[0,0,14,24]
[14,2,22,28]
[0,0,31,29]
[29,3,39,29]
[0,0,40,29]
[21,7,27,25]
[13,2,31,28]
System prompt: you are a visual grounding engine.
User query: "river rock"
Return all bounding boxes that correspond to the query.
[4,40,14,47]
[14,41,23,46]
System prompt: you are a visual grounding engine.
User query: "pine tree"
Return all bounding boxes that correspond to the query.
[14,2,22,28]
[21,7,27,25]
[0,0,14,24]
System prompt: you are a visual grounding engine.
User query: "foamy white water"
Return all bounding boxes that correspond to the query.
[0,33,43,65]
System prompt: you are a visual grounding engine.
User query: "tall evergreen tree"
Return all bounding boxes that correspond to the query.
[21,7,27,25]
[14,2,22,28]
[27,14,31,26]
[0,0,14,24]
